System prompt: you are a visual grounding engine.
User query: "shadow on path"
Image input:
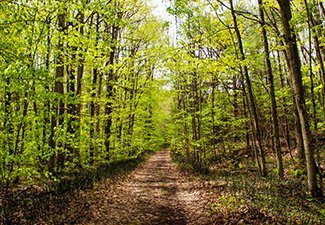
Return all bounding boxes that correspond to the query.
[2,150,217,224]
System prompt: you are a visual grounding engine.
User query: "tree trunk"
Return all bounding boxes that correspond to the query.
[104,21,118,160]
[89,14,100,165]
[277,0,322,198]
[258,0,284,178]
[75,12,85,163]
[230,0,267,176]
[307,0,325,123]
[49,11,66,173]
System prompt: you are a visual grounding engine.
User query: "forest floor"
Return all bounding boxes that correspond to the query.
[1,150,219,224]
[1,150,325,224]
[83,150,218,224]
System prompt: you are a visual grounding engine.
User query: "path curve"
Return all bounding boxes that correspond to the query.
[84,150,217,225]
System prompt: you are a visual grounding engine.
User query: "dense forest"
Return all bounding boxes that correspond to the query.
[0,0,171,183]
[1,0,325,218]
[167,0,325,199]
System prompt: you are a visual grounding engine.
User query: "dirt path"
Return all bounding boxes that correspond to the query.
[84,150,217,225]
[2,150,313,224]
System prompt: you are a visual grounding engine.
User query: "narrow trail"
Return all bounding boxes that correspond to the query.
[84,150,218,225]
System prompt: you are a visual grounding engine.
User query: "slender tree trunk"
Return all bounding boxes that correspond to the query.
[233,73,239,143]
[313,35,325,122]
[258,0,284,178]
[75,12,84,164]
[90,67,98,165]
[66,44,77,163]
[277,0,322,198]
[104,22,118,160]
[313,1,325,115]
[89,14,100,165]
[49,11,66,173]
[293,101,306,161]
[211,73,216,153]
[300,21,318,130]
[276,50,291,151]
[3,77,13,184]
[40,20,51,172]
[271,12,306,162]
[307,0,325,123]
[230,0,267,176]
[191,71,199,161]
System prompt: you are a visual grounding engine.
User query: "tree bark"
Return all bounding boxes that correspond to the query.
[89,14,100,165]
[104,21,118,160]
[277,0,322,197]
[229,0,267,176]
[258,0,284,178]
[49,11,66,173]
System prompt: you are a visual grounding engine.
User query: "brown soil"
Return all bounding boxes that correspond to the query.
[82,150,218,224]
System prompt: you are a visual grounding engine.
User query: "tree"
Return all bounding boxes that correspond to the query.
[276,0,322,197]
[0,0,168,184]
[229,0,267,176]
[258,0,284,178]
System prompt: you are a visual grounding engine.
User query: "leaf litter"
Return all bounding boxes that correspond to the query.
[1,150,283,224]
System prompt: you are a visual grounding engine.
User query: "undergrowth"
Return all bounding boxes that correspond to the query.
[171,150,210,175]
[172,150,325,224]
[0,151,150,225]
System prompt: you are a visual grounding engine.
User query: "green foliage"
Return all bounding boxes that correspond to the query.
[209,194,246,213]
[0,0,170,185]
[2,0,325,206]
